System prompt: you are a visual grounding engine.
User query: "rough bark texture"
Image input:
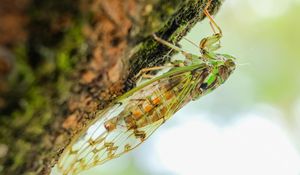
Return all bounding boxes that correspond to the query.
[0,0,223,174]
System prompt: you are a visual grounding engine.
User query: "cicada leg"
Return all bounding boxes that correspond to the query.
[134,59,187,81]
[134,65,172,82]
[153,34,199,61]
[204,0,222,35]
[199,0,223,55]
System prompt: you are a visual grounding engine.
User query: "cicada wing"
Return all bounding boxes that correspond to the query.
[164,73,197,119]
[56,101,166,175]
[56,102,125,174]
[55,65,206,175]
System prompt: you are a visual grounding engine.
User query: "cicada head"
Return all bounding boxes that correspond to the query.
[215,53,236,81]
[191,54,236,100]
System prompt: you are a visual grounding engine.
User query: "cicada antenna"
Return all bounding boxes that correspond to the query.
[182,37,199,49]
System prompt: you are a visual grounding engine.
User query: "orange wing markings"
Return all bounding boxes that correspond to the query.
[152,97,161,105]
[144,103,154,112]
[132,109,143,119]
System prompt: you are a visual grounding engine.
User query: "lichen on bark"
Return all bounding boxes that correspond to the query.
[0,0,223,174]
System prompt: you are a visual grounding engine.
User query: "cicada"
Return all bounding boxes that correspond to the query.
[51,1,236,175]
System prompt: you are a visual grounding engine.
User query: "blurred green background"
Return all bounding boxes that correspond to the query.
[83,0,300,174]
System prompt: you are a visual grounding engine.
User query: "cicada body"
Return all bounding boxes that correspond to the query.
[52,51,235,174]
[51,1,237,174]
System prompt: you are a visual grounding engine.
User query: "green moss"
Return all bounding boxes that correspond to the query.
[0,14,85,175]
[56,24,85,73]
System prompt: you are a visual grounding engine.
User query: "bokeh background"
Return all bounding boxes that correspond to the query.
[84,0,300,174]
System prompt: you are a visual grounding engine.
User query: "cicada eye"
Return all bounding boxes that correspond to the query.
[218,65,229,80]
[224,59,236,70]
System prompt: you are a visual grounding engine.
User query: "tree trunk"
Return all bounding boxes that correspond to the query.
[0,0,223,174]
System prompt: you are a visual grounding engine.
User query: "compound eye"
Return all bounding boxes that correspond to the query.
[225,59,235,68]
[218,65,228,79]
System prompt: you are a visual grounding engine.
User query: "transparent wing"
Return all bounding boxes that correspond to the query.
[54,66,207,175]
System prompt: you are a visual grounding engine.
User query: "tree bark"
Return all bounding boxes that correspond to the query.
[0,0,223,174]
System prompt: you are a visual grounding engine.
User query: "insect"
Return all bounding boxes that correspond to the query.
[51,1,236,174]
